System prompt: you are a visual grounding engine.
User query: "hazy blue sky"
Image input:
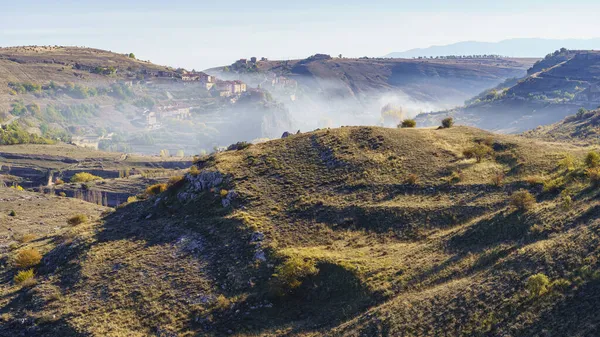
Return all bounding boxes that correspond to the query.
[1,0,599,69]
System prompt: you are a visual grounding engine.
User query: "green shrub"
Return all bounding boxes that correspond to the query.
[399,119,416,128]
[14,268,35,285]
[543,176,566,193]
[67,214,88,226]
[463,144,492,163]
[585,151,600,168]
[271,256,318,295]
[561,193,573,210]
[511,190,536,211]
[441,117,454,128]
[70,172,102,183]
[8,210,16,217]
[526,273,550,297]
[558,153,576,171]
[550,278,571,291]
[14,249,42,269]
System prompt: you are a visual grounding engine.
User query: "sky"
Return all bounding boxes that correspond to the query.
[1,0,600,70]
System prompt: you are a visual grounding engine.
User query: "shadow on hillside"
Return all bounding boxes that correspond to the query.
[0,287,89,336]
[333,182,495,197]
[39,236,93,290]
[448,210,536,252]
[36,190,377,335]
[292,201,497,239]
[186,261,376,335]
[510,278,600,336]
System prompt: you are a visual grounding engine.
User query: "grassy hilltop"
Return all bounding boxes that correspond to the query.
[2,121,600,336]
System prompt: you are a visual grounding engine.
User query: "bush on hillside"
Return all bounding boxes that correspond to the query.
[550,278,572,291]
[227,141,251,151]
[67,214,88,226]
[189,165,200,176]
[271,256,318,296]
[405,173,419,185]
[558,153,576,171]
[463,144,492,163]
[17,234,36,244]
[70,172,102,183]
[441,117,454,128]
[543,176,566,193]
[586,167,600,185]
[524,175,546,187]
[14,249,42,269]
[14,268,35,285]
[511,190,536,211]
[526,273,550,297]
[145,183,168,196]
[585,151,600,168]
[399,119,416,128]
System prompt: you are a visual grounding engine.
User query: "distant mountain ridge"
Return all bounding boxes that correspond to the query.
[386,38,600,58]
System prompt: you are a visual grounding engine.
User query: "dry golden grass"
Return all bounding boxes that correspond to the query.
[2,126,600,336]
[14,249,42,269]
[67,214,88,226]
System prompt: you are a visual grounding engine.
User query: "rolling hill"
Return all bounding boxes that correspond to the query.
[416,50,600,133]
[3,124,600,336]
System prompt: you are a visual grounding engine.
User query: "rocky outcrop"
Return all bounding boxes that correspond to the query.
[177,169,236,208]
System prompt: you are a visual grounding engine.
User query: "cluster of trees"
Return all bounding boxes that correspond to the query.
[133,96,156,109]
[7,81,135,101]
[16,103,100,124]
[8,82,42,94]
[0,123,54,145]
[544,47,569,60]
[92,66,117,75]
[109,82,134,100]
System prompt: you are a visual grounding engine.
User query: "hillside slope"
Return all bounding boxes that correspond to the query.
[0,46,293,155]
[524,108,600,144]
[3,126,600,336]
[416,50,600,133]
[208,56,536,129]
